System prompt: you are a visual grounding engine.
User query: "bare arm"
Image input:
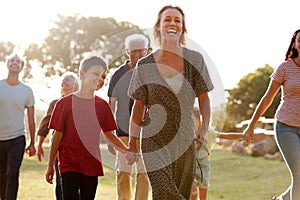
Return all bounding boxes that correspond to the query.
[128,100,145,152]
[197,92,211,141]
[26,106,36,157]
[107,97,117,155]
[244,79,281,142]
[108,97,117,113]
[46,130,62,184]
[102,130,129,153]
[37,135,46,162]
[218,133,245,140]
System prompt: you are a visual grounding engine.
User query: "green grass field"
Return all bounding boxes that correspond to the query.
[18,144,289,200]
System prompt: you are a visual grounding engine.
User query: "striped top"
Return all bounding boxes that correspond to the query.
[271,59,300,127]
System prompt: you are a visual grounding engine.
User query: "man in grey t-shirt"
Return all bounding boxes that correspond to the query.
[0,54,36,200]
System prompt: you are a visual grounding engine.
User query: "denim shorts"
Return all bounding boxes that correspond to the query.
[194,148,210,188]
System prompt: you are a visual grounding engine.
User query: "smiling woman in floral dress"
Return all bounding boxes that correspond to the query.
[127,5,214,200]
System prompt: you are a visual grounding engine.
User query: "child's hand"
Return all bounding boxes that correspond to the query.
[125,152,139,165]
[107,144,116,156]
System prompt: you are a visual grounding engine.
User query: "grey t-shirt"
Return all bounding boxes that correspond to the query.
[107,61,133,136]
[0,80,35,140]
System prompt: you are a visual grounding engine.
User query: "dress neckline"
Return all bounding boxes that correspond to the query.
[150,48,186,78]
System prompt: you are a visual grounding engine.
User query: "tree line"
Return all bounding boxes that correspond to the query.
[0,14,280,132]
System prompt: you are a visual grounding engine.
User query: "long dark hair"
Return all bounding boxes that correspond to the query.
[153,5,187,47]
[285,29,300,61]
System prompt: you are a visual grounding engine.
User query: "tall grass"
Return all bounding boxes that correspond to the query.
[18,144,289,200]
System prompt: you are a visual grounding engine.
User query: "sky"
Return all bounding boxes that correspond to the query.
[1,0,299,91]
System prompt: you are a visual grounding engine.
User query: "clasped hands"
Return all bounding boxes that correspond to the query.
[125,150,140,165]
[108,144,140,165]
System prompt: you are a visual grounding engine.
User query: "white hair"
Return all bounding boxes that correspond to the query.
[61,71,79,91]
[124,34,149,50]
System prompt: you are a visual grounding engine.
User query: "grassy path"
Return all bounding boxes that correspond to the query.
[18,145,289,199]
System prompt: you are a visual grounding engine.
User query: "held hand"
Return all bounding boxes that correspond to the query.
[125,152,139,165]
[45,166,55,184]
[107,144,116,156]
[198,128,209,143]
[37,145,44,162]
[25,144,36,157]
[126,144,139,165]
[243,127,254,143]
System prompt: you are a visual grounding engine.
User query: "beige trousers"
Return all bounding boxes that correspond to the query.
[116,136,150,200]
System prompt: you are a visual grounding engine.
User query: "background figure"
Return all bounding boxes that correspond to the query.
[190,110,245,200]
[37,72,79,200]
[45,56,129,200]
[128,5,214,199]
[107,34,150,200]
[0,54,36,200]
[191,131,245,199]
[243,29,300,200]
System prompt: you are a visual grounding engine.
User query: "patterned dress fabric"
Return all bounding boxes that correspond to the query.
[128,48,214,199]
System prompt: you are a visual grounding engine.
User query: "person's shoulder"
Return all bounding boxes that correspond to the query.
[276,59,295,71]
[281,59,295,66]
[95,95,110,108]
[57,94,72,104]
[0,79,5,86]
[136,53,154,67]
[50,98,59,105]
[18,82,34,92]
[184,47,203,58]
[112,61,130,75]
[95,95,108,104]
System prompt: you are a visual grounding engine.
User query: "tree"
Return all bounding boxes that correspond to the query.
[224,64,281,132]
[27,14,144,77]
[0,41,15,62]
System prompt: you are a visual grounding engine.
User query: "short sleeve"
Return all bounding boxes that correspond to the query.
[26,87,35,107]
[49,99,65,132]
[197,53,214,92]
[186,50,214,96]
[107,72,118,98]
[271,64,284,84]
[127,64,148,105]
[98,100,117,132]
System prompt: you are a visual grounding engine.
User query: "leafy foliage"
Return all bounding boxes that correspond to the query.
[0,41,15,62]
[23,14,144,77]
[224,64,281,131]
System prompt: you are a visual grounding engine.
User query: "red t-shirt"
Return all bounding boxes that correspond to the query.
[49,94,117,176]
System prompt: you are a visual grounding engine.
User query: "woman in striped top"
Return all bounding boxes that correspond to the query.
[243,29,300,200]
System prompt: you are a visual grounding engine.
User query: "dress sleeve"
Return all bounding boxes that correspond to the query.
[127,64,148,105]
[188,50,214,96]
[197,53,214,92]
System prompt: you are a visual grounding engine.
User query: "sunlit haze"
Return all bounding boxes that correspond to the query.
[1,0,299,107]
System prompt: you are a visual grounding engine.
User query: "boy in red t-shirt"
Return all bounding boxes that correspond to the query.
[46,56,129,200]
